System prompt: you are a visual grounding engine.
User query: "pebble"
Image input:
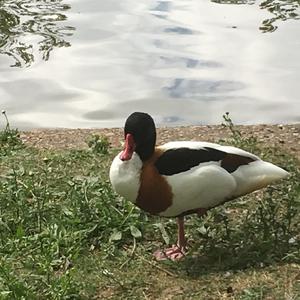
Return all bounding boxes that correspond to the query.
[19,125,300,162]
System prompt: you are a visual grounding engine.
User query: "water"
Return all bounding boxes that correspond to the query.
[0,0,299,129]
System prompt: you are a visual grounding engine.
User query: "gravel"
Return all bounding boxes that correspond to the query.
[20,124,300,161]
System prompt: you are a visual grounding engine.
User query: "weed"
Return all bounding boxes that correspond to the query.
[0,110,23,156]
[221,112,259,153]
[86,134,110,154]
[0,144,151,298]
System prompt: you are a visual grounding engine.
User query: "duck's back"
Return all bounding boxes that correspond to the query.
[155,141,288,217]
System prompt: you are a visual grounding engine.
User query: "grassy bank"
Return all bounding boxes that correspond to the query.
[0,115,299,299]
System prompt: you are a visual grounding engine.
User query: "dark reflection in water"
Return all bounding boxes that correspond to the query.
[212,0,300,32]
[160,56,222,69]
[153,1,171,12]
[151,0,171,19]
[0,0,74,67]
[259,0,300,32]
[165,79,245,99]
[164,26,194,35]
[212,0,256,4]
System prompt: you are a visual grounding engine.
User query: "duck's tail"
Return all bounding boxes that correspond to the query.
[232,160,289,198]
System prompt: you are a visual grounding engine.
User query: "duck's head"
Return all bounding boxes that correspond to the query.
[120,112,156,162]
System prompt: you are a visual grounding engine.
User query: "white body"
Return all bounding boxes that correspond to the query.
[109,141,289,217]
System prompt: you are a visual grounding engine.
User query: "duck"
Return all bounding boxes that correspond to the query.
[109,112,289,261]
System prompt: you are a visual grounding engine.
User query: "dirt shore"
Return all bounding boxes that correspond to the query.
[20,124,300,161]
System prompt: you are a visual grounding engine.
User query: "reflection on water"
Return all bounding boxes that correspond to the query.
[212,0,256,4]
[0,0,299,128]
[164,26,194,35]
[0,0,74,67]
[259,0,300,32]
[212,0,300,32]
[159,56,222,69]
[165,79,245,99]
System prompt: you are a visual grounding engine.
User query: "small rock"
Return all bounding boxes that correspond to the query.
[289,237,296,244]
[224,271,231,277]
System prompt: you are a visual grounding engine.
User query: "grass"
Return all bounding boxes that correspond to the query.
[0,113,299,299]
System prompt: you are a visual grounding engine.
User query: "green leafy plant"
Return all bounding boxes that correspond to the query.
[86,134,110,154]
[0,110,24,156]
[221,112,259,153]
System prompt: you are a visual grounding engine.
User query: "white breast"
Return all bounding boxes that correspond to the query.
[109,152,142,203]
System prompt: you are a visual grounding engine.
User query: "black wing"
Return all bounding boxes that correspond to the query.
[155,147,256,176]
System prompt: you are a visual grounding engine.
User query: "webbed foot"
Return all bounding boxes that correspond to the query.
[153,244,186,261]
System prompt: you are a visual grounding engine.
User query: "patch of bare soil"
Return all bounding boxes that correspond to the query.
[21,124,300,160]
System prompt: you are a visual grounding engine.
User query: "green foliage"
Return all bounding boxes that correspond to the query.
[86,134,110,155]
[0,111,24,156]
[240,286,270,300]
[0,146,149,298]
[221,112,259,153]
[0,114,299,299]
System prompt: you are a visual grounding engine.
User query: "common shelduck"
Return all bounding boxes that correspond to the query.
[109,112,289,260]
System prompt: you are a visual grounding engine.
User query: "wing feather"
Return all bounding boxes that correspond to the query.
[155,142,257,176]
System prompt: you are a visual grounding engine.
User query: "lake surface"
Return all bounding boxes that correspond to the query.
[0,0,299,129]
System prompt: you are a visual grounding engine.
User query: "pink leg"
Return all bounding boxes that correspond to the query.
[154,217,187,261]
[153,209,208,261]
[177,216,186,249]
